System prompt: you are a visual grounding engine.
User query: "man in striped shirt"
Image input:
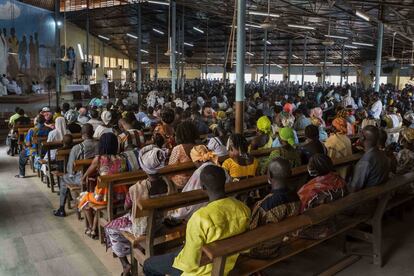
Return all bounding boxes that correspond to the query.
[118,118,145,152]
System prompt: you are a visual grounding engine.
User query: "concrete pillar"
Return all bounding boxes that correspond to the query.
[235,0,246,134]
[375,22,384,92]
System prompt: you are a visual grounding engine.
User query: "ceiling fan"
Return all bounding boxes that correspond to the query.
[322,18,335,47]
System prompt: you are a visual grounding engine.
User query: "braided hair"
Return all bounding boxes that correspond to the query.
[227,133,249,157]
[99,133,118,155]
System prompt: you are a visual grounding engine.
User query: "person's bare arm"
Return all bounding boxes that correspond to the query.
[81,156,99,184]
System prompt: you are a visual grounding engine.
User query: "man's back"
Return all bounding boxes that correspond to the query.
[67,139,98,174]
[173,197,250,275]
[348,148,390,192]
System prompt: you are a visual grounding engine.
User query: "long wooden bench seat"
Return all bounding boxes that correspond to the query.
[200,172,414,276]
[125,154,362,274]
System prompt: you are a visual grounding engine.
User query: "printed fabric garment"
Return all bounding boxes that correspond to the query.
[248,188,300,258]
[120,149,141,171]
[298,172,347,212]
[207,137,228,157]
[78,155,128,210]
[168,144,193,188]
[396,149,414,174]
[154,124,176,150]
[118,129,145,152]
[172,197,251,275]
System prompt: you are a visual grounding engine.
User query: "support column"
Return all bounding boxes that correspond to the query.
[136,3,142,105]
[340,43,345,87]
[262,29,267,92]
[54,0,60,108]
[222,41,227,82]
[322,46,327,88]
[171,0,177,96]
[235,0,246,134]
[181,13,185,92]
[154,44,158,83]
[86,0,90,84]
[301,36,307,87]
[287,39,292,93]
[375,22,384,92]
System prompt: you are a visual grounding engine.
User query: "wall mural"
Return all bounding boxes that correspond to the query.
[0,0,55,93]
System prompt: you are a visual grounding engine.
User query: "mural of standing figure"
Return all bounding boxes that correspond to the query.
[29,35,35,70]
[7,28,19,77]
[0,28,8,76]
[18,35,27,71]
[34,32,39,69]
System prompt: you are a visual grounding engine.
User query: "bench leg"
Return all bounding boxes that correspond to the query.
[131,249,138,276]
[211,257,226,276]
[67,192,72,210]
[371,194,391,267]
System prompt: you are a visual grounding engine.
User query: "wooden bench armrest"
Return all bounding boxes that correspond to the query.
[73,159,93,172]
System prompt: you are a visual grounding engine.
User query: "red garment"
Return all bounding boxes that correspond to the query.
[297,172,346,212]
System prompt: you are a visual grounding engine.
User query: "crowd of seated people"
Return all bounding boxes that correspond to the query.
[10,79,414,275]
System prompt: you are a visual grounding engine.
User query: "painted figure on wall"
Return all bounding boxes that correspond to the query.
[34,32,39,69]
[0,28,8,76]
[29,35,35,69]
[7,28,19,77]
[18,34,27,71]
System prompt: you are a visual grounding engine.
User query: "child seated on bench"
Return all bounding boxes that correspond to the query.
[248,158,300,259]
[143,165,251,276]
[105,144,174,276]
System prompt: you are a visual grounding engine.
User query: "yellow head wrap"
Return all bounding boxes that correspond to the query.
[190,145,218,164]
[257,116,272,134]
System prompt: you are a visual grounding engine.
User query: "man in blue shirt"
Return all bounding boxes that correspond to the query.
[16,115,50,178]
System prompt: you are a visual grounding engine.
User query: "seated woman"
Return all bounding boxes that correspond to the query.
[310,107,328,142]
[325,117,353,160]
[168,121,199,189]
[298,125,327,164]
[171,145,230,220]
[250,116,273,151]
[154,108,176,150]
[93,110,114,139]
[297,154,347,239]
[105,144,173,276]
[207,126,228,157]
[222,134,259,180]
[78,133,129,239]
[396,128,414,175]
[261,127,301,175]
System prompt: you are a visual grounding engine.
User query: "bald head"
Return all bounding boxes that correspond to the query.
[268,158,292,188]
[362,125,380,149]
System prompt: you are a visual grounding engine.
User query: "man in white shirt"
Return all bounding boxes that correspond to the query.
[370,93,383,120]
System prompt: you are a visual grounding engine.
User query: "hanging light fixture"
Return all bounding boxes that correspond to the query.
[322,17,335,47]
[260,0,273,30]
[61,3,69,62]
[388,32,397,62]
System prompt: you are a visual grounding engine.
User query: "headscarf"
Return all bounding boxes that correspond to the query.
[216,111,226,120]
[190,145,218,164]
[101,110,112,125]
[332,117,348,134]
[283,103,294,114]
[257,116,272,135]
[404,111,414,124]
[54,117,69,141]
[280,112,295,128]
[310,107,325,127]
[65,110,78,123]
[138,145,167,174]
[279,127,295,146]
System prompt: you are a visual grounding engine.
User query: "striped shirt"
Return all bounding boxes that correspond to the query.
[118,129,145,152]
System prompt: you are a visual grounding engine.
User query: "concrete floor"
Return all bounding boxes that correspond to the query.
[0,145,413,276]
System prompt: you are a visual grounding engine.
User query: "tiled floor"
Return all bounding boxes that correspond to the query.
[1,145,413,276]
[0,147,119,276]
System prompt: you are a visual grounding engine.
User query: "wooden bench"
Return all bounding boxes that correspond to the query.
[125,154,362,274]
[41,138,82,192]
[93,146,282,243]
[201,172,414,276]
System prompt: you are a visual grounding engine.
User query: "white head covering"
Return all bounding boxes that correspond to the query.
[101,110,112,125]
[138,145,166,175]
[54,117,69,140]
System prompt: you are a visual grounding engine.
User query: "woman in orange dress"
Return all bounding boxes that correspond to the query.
[153,108,176,150]
[168,121,199,189]
[78,133,129,239]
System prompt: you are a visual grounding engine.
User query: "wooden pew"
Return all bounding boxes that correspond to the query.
[126,154,362,272]
[201,172,414,276]
[41,137,83,192]
[91,147,277,244]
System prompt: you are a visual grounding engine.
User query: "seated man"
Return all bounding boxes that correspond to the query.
[53,124,98,217]
[347,125,391,193]
[16,115,50,178]
[143,165,251,276]
[298,125,327,164]
[117,117,145,152]
[249,158,300,258]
